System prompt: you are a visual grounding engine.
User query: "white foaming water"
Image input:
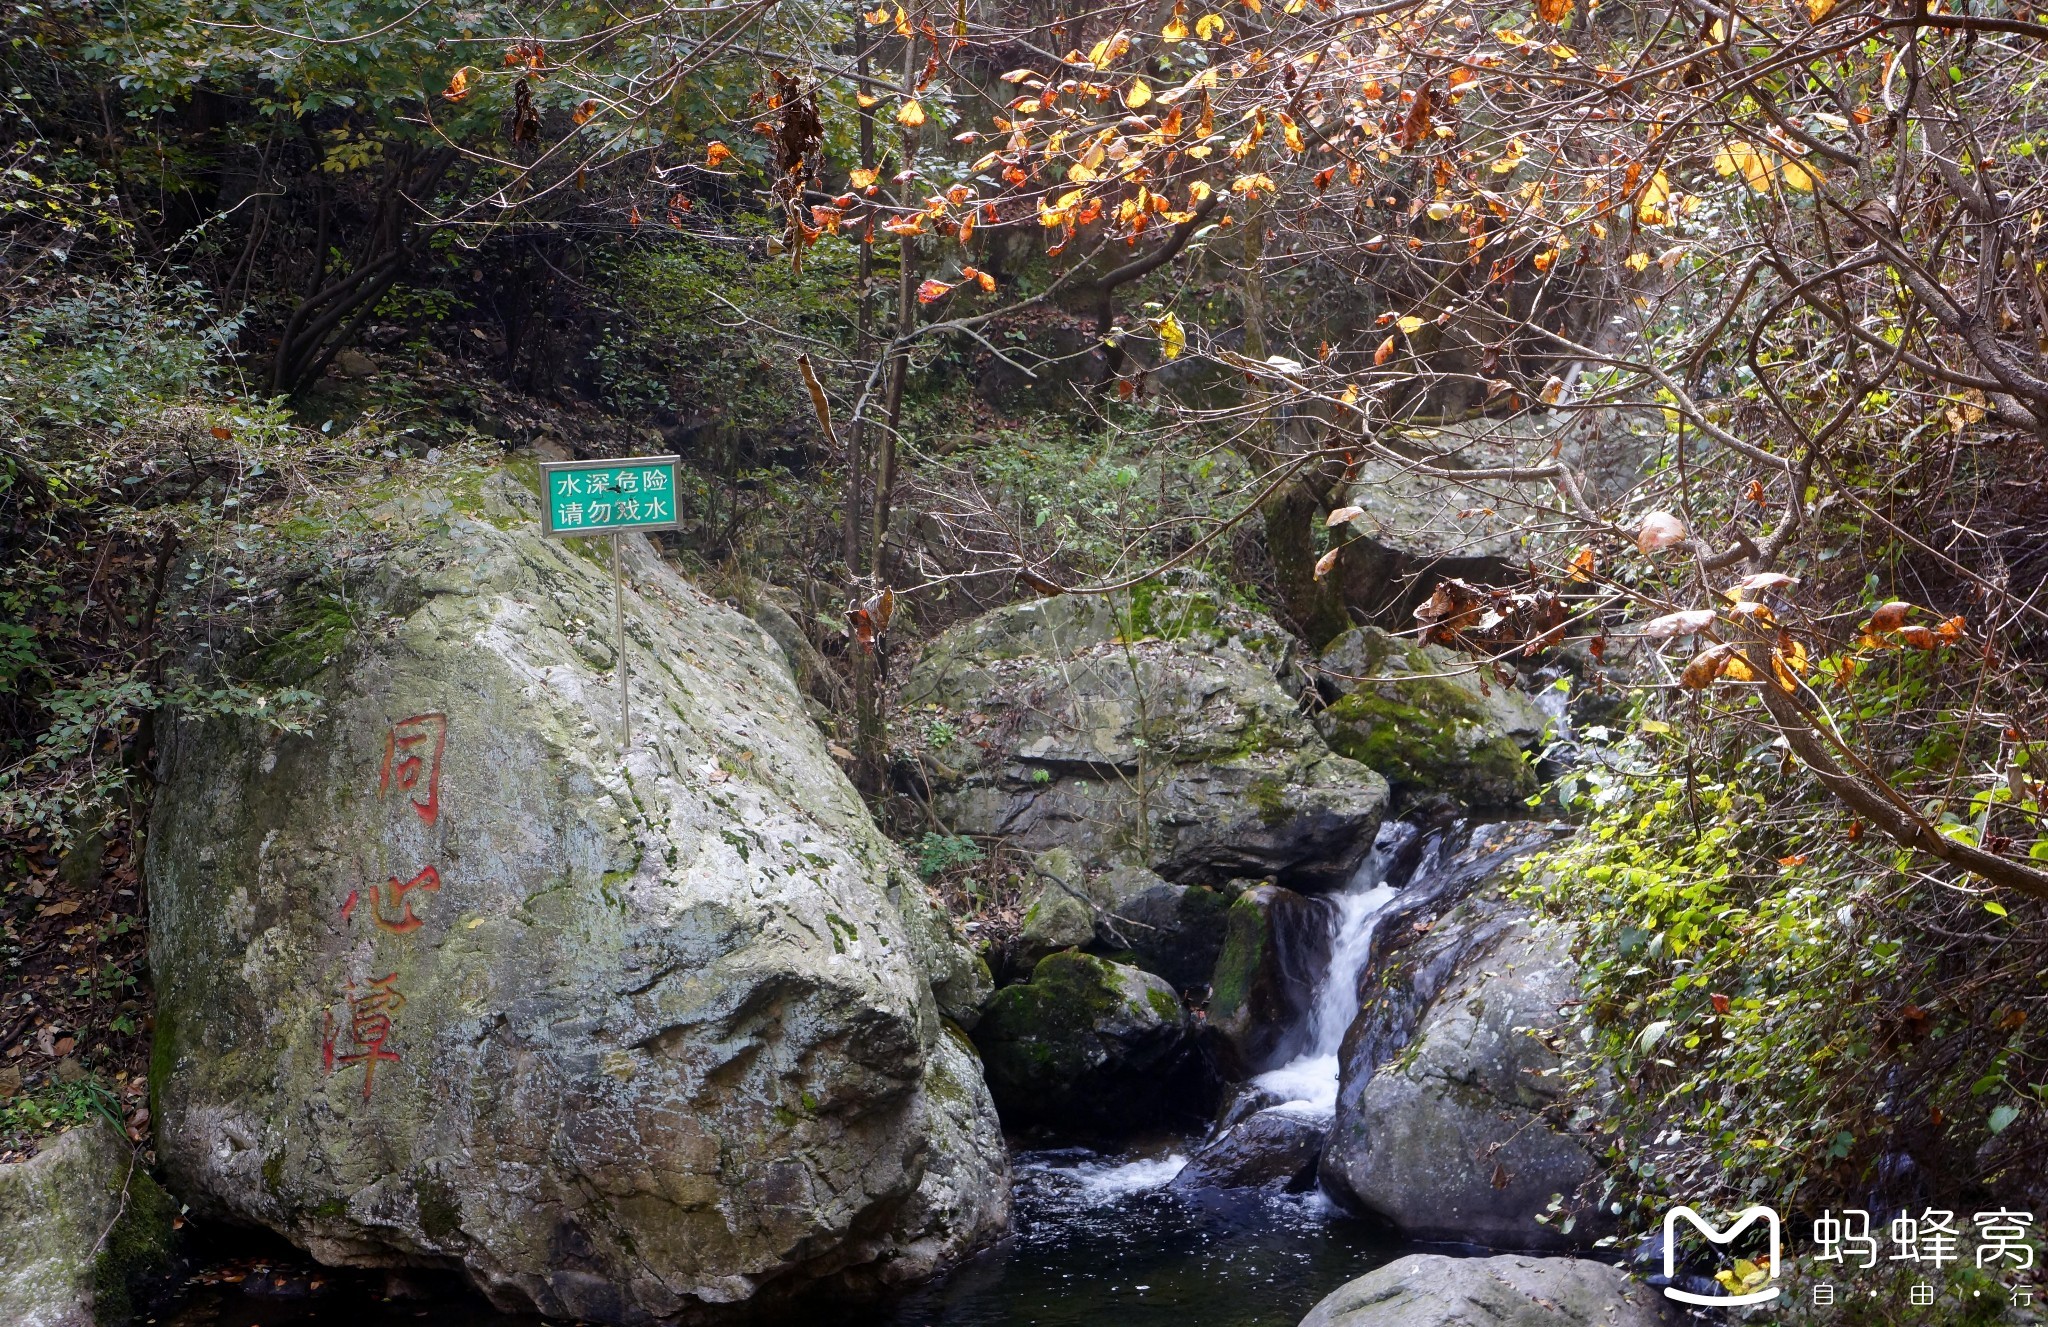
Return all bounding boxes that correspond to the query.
[1253,827,1432,1114]
[1031,1151,1190,1202]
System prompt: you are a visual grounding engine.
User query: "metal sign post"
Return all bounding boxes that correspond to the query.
[537,454,682,755]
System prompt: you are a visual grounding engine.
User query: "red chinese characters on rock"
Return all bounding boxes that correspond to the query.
[340,866,442,934]
[325,713,453,1101]
[323,973,406,1101]
[379,712,447,828]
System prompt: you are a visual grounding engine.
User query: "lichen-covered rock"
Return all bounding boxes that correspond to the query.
[1320,899,1601,1251]
[972,952,1192,1132]
[146,465,1008,1323]
[1299,1253,1674,1327]
[0,1119,177,1327]
[1204,884,1330,1078]
[1315,627,1548,808]
[901,585,1387,888]
[1167,1106,1325,1193]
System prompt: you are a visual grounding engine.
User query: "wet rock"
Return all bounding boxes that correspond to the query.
[1168,1106,1325,1193]
[1321,877,1602,1250]
[147,465,1008,1323]
[0,1118,178,1327]
[1315,627,1549,808]
[1204,884,1330,1078]
[1212,1081,1285,1132]
[1299,1253,1675,1327]
[901,583,1387,888]
[973,952,1192,1133]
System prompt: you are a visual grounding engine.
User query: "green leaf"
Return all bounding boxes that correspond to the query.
[1988,1104,2021,1135]
[1985,900,2009,917]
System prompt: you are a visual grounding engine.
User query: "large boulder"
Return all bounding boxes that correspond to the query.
[901,585,1388,887]
[0,1119,177,1327]
[1315,627,1549,808]
[1299,1253,1674,1327]
[972,952,1193,1133]
[1320,889,1601,1251]
[1204,883,1330,1078]
[146,465,1008,1323]
[1167,1106,1325,1194]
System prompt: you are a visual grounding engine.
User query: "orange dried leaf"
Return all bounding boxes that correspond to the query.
[1680,642,1736,689]
[1868,600,1916,632]
[1314,545,1343,580]
[705,141,734,168]
[917,278,955,303]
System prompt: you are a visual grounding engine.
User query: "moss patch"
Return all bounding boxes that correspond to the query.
[416,1176,463,1241]
[89,1160,178,1327]
[1208,894,1271,1020]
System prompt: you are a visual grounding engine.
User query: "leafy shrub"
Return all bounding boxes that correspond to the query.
[916,832,983,879]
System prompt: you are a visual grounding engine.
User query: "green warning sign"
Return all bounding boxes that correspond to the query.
[539,455,681,536]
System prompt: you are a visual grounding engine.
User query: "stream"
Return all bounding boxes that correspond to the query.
[159,823,1472,1327]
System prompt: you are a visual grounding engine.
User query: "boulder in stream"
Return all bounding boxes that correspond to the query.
[901,585,1388,887]
[1299,1253,1674,1327]
[1320,845,1603,1251]
[0,1119,178,1327]
[147,466,1009,1323]
[1204,883,1331,1079]
[1167,1106,1325,1193]
[972,951,1193,1133]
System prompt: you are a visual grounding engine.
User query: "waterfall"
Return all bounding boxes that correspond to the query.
[1252,821,1433,1114]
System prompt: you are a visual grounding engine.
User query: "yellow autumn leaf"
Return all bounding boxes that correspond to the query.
[1625,251,1650,271]
[1088,30,1131,67]
[1780,158,1820,191]
[849,167,878,188]
[1396,315,1426,334]
[1126,78,1153,108]
[1163,14,1190,38]
[1155,311,1187,359]
[1806,0,1836,20]
[856,92,879,108]
[897,100,927,127]
[1279,113,1306,152]
[1196,13,1225,38]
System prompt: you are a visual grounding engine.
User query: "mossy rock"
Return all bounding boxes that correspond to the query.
[1315,626,1548,808]
[972,952,1191,1131]
[0,1119,177,1327]
[1204,884,1330,1078]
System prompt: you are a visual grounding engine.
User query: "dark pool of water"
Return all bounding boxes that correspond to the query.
[156,1139,1401,1327]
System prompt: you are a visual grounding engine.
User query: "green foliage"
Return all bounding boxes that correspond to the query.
[916,832,983,879]
[0,274,235,444]
[0,1076,123,1149]
[590,234,863,423]
[1527,718,2044,1227]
